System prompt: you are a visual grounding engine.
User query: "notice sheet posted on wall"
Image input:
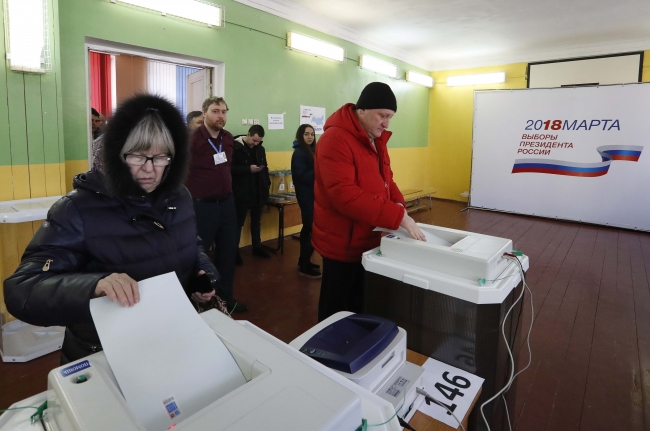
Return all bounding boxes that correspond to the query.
[268,113,284,130]
[300,105,326,134]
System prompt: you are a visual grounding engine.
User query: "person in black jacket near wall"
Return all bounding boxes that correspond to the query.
[4,94,221,364]
[291,124,321,278]
[232,125,271,262]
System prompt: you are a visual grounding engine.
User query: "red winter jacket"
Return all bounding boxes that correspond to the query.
[312,103,405,262]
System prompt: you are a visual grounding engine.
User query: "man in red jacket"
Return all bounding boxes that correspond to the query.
[313,82,425,321]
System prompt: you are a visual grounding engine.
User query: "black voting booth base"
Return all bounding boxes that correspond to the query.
[364,272,524,431]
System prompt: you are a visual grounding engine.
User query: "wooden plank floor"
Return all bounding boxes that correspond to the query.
[2,200,650,431]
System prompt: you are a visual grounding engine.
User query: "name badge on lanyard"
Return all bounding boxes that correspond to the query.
[208,138,227,165]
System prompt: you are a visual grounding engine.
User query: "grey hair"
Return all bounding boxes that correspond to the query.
[120,112,175,158]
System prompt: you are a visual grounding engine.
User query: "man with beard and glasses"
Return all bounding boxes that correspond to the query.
[186,96,248,313]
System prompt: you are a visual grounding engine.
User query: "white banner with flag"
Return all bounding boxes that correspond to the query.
[470,84,650,231]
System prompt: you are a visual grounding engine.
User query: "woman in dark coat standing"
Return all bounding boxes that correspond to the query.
[291,124,321,278]
[4,94,221,363]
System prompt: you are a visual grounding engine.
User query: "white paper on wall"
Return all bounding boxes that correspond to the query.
[300,105,326,134]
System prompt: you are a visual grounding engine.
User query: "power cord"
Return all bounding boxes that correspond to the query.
[479,254,535,431]
[500,255,534,431]
[415,387,466,431]
[0,401,48,424]
[359,391,406,430]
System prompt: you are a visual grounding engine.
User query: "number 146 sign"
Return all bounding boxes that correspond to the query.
[418,358,484,428]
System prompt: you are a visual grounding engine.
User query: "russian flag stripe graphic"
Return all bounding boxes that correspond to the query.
[512,145,643,177]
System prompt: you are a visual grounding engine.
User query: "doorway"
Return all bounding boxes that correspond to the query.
[85,37,224,167]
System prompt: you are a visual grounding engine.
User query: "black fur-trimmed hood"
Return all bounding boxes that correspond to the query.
[101,94,189,198]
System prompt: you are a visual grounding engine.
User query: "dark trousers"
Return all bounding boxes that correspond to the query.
[236,203,263,248]
[298,205,314,267]
[193,196,238,300]
[318,257,366,322]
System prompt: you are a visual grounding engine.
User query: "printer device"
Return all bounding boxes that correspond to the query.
[0,310,403,431]
[290,312,426,423]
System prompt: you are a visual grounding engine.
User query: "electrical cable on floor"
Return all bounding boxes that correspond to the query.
[479,254,535,431]
[500,256,535,431]
[503,256,535,389]
[415,387,466,431]
[503,394,513,431]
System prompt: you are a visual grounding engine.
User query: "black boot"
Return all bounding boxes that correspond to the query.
[225,297,249,313]
[298,266,322,279]
[252,246,271,258]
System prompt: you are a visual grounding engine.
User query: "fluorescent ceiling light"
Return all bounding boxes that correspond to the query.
[406,70,433,88]
[446,72,506,87]
[111,0,223,28]
[359,55,398,79]
[287,32,345,62]
[4,0,51,73]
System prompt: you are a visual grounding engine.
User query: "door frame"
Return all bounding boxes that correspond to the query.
[84,37,225,168]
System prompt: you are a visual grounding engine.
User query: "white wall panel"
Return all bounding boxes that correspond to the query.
[470,84,650,231]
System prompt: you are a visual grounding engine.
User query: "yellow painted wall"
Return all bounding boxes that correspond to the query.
[64,160,90,193]
[0,163,67,321]
[644,51,650,82]
[428,63,528,201]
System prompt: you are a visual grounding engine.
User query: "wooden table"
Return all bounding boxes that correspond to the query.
[406,350,482,431]
[263,200,302,254]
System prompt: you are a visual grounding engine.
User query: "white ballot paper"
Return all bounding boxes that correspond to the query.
[90,272,246,431]
[418,357,483,428]
[374,227,451,246]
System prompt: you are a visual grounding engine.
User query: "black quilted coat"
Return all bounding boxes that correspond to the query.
[3,95,216,357]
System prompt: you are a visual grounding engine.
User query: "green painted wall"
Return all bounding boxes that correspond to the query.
[58,0,430,162]
[0,0,64,169]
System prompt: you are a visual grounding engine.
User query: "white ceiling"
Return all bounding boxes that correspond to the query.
[235,0,650,71]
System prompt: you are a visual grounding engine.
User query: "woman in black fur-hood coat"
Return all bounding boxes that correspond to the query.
[4,94,221,363]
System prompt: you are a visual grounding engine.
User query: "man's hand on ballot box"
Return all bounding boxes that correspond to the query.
[400,209,426,241]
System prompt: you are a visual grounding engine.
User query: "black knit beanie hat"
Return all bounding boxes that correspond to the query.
[355,82,397,112]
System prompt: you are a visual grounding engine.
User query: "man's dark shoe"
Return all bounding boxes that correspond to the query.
[235,253,243,266]
[252,247,271,258]
[298,261,321,270]
[298,266,322,279]
[226,299,249,313]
